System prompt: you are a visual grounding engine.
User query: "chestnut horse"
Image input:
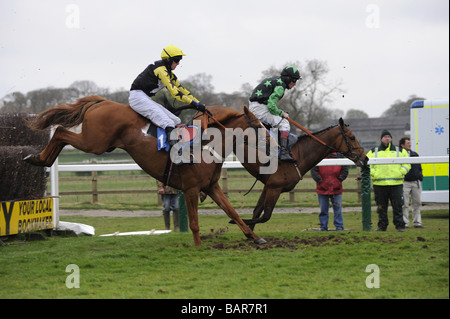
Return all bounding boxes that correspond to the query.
[24,95,267,246]
[230,118,368,228]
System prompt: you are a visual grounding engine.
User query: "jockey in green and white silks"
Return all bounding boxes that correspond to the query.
[249,66,301,162]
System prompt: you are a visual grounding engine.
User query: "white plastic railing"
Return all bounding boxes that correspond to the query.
[50,156,449,227]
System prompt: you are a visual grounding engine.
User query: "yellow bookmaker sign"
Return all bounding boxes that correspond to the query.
[1,198,53,236]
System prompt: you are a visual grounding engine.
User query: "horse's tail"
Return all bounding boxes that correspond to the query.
[26,95,106,130]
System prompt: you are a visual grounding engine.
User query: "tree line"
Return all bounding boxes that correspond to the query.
[0,59,423,126]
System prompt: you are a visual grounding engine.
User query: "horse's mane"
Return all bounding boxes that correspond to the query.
[297,124,338,142]
[206,105,242,124]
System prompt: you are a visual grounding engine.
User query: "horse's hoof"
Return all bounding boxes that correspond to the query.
[23,154,34,163]
[199,192,207,203]
[254,237,267,245]
[23,154,47,166]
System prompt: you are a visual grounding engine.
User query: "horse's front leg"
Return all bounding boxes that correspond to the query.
[206,182,266,244]
[248,186,266,230]
[249,187,282,229]
[228,186,265,230]
[183,188,202,246]
[232,187,282,231]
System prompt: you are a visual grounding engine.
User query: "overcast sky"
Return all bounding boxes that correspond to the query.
[1,0,448,117]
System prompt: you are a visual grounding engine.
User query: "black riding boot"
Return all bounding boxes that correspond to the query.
[279,136,295,162]
[165,127,178,147]
[166,126,185,165]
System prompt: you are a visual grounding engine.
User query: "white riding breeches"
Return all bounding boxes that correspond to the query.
[249,101,290,131]
[129,90,181,129]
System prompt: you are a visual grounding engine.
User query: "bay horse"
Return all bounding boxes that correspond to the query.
[23,95,268,246]
[229,118,368,229]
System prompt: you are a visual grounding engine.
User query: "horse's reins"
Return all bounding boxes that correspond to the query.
[192,108,272,196]
[287,118,327,147]
[288,117,349,155]
[163,109,203,186]
[286,117,366,182]
[289,117,363,163]
[191,110,227,131]
[164,109,227,186]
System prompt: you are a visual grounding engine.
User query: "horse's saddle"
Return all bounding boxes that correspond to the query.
[146,122,200,152]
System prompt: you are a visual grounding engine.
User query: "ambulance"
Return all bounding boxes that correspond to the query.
[410,99,449,203]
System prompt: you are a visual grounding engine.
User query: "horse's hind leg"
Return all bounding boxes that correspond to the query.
[24,125,108,167]
[206,182,266,244]
[24,126,73,166]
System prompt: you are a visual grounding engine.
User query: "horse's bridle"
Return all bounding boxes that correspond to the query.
[335,124,365,164]
[243,113,264,131]
[243,113,364,164]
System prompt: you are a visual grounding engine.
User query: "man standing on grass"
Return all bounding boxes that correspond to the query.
[157,180,180,231]
[311,152,349,231]
[366,129,411,232]
[399,137,424,229]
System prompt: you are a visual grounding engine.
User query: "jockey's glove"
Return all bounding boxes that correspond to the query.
[191,101,206,113]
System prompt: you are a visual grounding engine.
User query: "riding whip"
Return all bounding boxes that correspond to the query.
[287,118,327,147]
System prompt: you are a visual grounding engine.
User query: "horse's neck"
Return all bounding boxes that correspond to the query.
[220,113,249,148]
[218,115,268,178]
[295,129,339,173]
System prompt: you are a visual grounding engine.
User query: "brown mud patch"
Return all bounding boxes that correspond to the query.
[200,227,229,241]
[202,228,409,250]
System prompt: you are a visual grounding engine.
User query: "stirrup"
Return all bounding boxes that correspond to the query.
[279,149,296,162]
[168,139,178,148]
[165,127,179,148]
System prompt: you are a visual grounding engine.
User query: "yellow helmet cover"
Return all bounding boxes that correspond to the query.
[161,45,186,59]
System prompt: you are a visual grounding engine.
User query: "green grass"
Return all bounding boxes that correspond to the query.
[1,209,448,299]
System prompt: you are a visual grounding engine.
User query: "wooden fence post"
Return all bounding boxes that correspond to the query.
[178,190,189,232]
[91,170,98,204]
[357,167,362,203]
[221,168,228,197]
[360,165,372,231]
[289,190,295,203]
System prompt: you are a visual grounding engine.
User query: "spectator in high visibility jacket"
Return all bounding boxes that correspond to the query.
[366,129,411,232]
[311,152,349,231]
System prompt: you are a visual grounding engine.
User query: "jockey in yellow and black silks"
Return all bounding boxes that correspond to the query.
[129,45,206,146]
[249,66,301,162]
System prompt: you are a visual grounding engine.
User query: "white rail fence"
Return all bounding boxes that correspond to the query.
[50,156,449,227]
